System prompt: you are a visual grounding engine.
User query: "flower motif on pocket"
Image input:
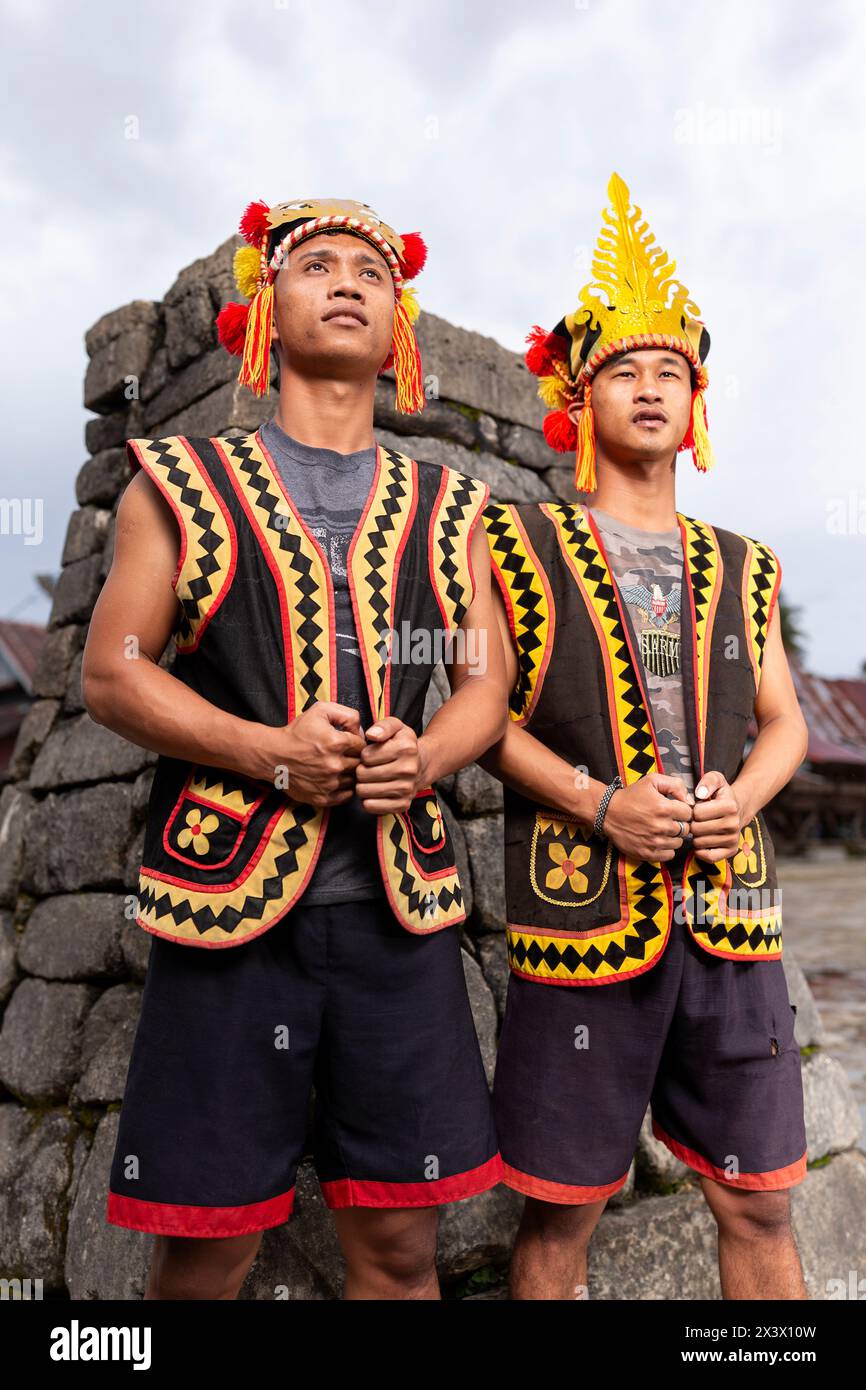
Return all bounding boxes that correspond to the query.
[530,811,612,907]
[176,809,221,856]
[545,841,591,893]
[732,825,758,877]
[426,799,443,840]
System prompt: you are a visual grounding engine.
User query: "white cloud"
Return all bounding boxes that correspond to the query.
[2,0,865,673]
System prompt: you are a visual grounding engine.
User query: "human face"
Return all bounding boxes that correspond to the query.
[270,231,395,382]
[568,348,693,463]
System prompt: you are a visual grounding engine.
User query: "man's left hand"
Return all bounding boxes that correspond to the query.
[690,770,745,862]
[355,717,425,815]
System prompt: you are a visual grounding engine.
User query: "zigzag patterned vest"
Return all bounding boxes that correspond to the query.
[125,431,489,948]
[482,499,784,986]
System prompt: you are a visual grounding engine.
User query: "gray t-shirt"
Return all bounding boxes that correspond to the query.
[259,416,386,904]
[587,505,696,799]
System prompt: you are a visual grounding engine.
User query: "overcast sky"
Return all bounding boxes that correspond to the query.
[2,0,864,675]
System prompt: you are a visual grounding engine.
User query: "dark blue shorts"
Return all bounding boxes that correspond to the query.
[106,898,501,1237]
[493,852,807,1204]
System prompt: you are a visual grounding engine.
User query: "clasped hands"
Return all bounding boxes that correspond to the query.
[601,769,745,864]
[270,702,424,815]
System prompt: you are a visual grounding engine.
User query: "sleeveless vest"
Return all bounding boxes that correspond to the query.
[482,499,784,986]
[125,431,489,948]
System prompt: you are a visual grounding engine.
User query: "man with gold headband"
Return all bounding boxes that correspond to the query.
[84,197,508,1299]
[480,173,810,1300]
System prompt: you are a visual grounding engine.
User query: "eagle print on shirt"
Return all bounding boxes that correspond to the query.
[587,510,695,797]
[618,581,681,677]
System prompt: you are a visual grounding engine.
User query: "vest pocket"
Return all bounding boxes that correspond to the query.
[404,787,450,863]
[528,810,613,908]
[379,787,465,932]
[162,764,271,872]
[682,809,782,957]
[728,810,775,898]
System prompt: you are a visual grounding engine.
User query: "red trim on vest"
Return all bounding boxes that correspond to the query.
[404,786,447,856]
[143,801,286,892]
[161,768,268,871]
[766,550,783,639]
[105,1185,295,1237]
[319,1153,503,1209]
[651,1120,807,1190]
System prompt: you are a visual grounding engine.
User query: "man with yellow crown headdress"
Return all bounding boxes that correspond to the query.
[479,174,810,1300]
[84,196,510,1298]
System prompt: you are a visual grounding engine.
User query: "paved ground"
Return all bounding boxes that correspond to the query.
[779,849,866,1132]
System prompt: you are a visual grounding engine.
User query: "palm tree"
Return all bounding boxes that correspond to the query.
[777,592,807,663]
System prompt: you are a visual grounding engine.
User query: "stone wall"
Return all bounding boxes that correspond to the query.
[0,236,864,1300]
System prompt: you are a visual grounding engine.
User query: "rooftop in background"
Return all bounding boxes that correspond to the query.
[0,620,47,699]
[792,666,866,771]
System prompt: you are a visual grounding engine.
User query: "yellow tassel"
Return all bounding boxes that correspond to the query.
[400,284,421,325]
[690,388,715,473]
[238,281,275,397]
[574,388,597,493]
[538,373,566,409]
[233,245,261,300]
[392,297,425,413]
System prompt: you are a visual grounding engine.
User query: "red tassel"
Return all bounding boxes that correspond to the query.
[239,199,270,248]
[679,389,697,452]
[216,301,250,358]
[398,232,427,280]
[378,350,394,375]
[525,324,567,377]
[542,408,577,453]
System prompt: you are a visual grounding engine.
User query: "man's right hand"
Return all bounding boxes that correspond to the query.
[601,773,693,862]
[251,703,366,807]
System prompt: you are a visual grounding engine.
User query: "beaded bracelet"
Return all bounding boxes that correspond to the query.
[593,775,623,837]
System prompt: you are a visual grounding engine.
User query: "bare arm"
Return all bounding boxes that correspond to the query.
[82,470,364,804]
[417,519,509,784]
[730,601,809,822]
[690,599,808,858]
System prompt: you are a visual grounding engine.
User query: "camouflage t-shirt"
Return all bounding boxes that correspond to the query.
[587,506,695,798]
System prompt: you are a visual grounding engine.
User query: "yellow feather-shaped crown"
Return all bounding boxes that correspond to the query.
[523,172,716,479]
[563,172,710,393]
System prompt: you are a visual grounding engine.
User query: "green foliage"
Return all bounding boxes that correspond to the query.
[449,1262,508,1300]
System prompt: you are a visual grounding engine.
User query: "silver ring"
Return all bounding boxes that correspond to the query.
[675,820,685,838]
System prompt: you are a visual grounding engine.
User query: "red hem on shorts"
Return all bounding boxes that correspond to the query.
[651,1120,808,1190]
[501,1160,630,1205]
[105,1185,295,1237]
[319,1153,503,1209]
